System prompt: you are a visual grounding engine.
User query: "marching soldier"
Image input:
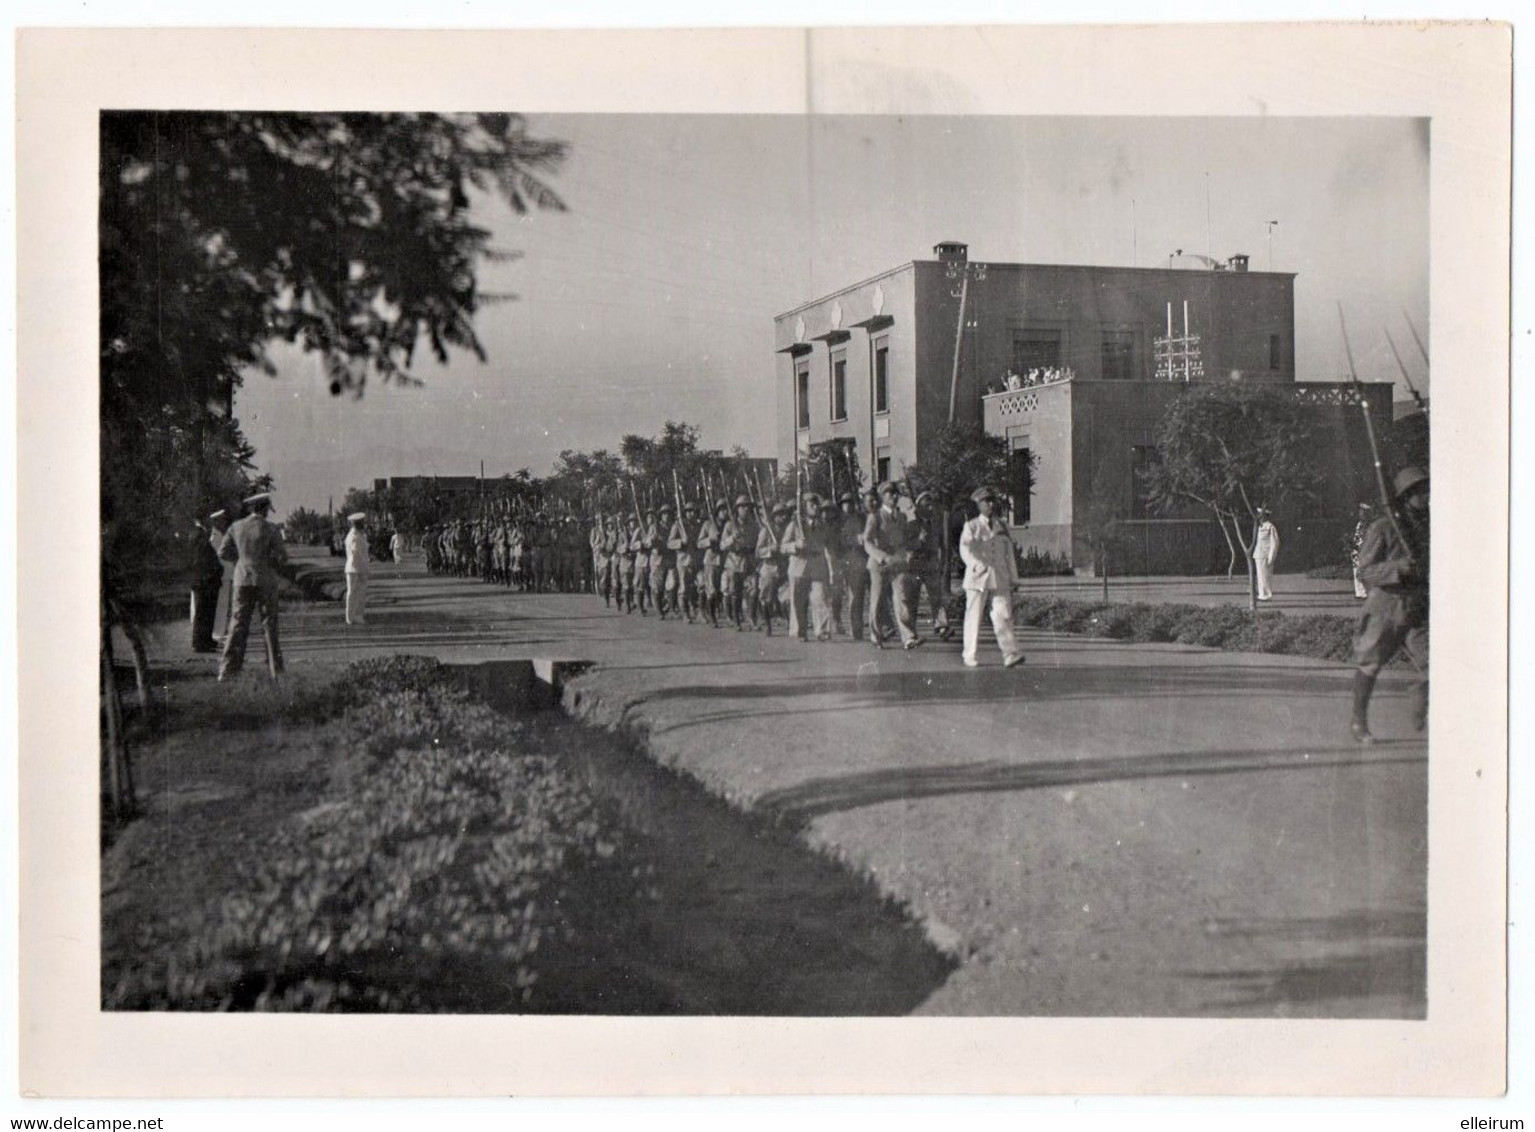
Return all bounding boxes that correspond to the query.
[910,491,954,640]
[650,504,675,619]
[477,520,494,582]
[668,501,700,623]
[217,492,287,681]
[755,501,791,637]
[780,493,835,642]
[618,515,640,613]
[510,517,527,590]
[590,513,607,598]
[1351,467,1429,745]
[630,509,653,615]
[720,495,757,631]
[830,492,868,639]
[698,498,730,628]
[864,480,922,649]
[528,513,551,593]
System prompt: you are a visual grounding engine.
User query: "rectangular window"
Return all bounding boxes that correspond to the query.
[796,365,810,430]
[1130,445,1159,518]
[830,353,848,422]
[876,454,891,484]
[1009,447,1033,526]
[1101,330,1136,380]
[1013,329,1062,375]
[1269,333,1282,370]
[873,342,890,414]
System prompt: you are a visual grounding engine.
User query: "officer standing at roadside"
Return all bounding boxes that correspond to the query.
[217,492,288,681]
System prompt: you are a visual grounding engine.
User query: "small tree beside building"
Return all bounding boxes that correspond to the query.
[1145,384,1322,610]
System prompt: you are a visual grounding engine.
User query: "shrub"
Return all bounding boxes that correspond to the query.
[107,656,624,1012]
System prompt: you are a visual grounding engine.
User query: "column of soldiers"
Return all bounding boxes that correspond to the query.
[370,481,985,654]
[581,480,956,648]
[420,512,593,594]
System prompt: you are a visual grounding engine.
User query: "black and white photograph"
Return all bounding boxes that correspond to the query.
[14,20,1512,1100]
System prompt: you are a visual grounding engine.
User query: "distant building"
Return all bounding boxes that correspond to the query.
[776,241,1397,575]
[374,475,481,497]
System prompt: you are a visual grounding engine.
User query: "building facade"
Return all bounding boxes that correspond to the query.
[775,242,1395,575]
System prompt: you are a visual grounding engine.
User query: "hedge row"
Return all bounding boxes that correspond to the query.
[1004,596,1359,663]
[107,656,629,1011]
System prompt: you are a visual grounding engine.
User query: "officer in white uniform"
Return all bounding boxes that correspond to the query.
[958,485,1024,669]
[344,512,370,625]
[1253,507,1280,601]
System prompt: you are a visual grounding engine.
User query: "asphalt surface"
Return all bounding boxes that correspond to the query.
[195,548,1428,1018]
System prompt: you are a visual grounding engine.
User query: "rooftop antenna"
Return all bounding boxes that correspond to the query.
[1266,220,1279,270]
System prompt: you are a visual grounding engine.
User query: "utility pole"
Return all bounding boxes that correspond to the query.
[1266,220,1279,270]
[946,256,987,423]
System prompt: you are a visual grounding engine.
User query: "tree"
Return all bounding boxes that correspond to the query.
[99,110,566,612]
[904,423,1015,606]
[284,507,334,546]
[1145,384,1323,610]
[1077,459,1132,600]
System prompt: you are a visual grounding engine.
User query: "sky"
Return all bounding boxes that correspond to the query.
[235,114,1430,516]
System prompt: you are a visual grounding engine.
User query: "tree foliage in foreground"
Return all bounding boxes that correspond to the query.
[100,111,568,617]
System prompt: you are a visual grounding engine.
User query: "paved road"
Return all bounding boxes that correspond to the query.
[216,549,1429,1018]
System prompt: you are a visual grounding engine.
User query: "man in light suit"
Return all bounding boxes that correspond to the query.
[863,480,921,649]
[958,485,1024,669]
[344,512,370,625]
[217,492,288,680]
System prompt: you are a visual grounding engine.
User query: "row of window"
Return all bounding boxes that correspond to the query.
[795,340,889,431]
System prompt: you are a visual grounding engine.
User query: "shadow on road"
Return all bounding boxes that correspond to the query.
[755,745,1425,824]
[620,663,1420,737]
[1181,910,1426,1016]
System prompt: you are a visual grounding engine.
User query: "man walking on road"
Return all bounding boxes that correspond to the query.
[721,495,757,632]
[958,486,1024,669]
[344,512,370,626]
[781,493,835,642]
[698,499,729,628]
[1350,467,1430,745]
[864,480,922,650]
[832,491,869,639]
[1254,507,1280,601]
[217,492,287,681]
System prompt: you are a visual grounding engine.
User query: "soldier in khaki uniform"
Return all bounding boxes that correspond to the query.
[645,504,671,619]
[1351,467,1430,744]
[618,515,641,613]
[720,495,758,631]
[863,480,922,649]
[217,492,288,680]
[780,493,835,642]
[755,501,790,637]
[668,501,701,623]
[697,499,729,628]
